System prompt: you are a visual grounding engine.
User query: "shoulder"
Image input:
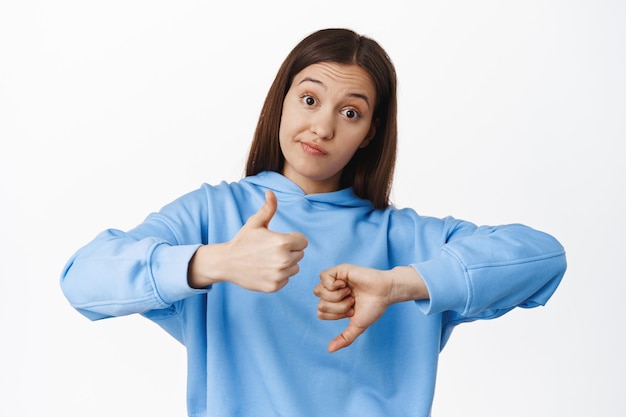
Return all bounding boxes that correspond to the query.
[386,206,467,245]
[153,177,259,223]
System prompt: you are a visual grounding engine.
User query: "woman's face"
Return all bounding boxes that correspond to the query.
[279,62,376,194]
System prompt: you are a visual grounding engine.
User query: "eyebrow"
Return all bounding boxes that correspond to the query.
[297,77,371,108]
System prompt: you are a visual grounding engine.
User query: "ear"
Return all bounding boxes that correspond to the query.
[359,118,379,149]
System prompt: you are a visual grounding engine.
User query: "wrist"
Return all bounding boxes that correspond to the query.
[187,244,227,289]
[386,266,429,303]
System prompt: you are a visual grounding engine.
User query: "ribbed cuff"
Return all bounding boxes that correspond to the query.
[411,249,469,315]
[150,243,209,305]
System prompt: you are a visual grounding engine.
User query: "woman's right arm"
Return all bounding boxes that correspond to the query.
[60,188,210,321]
[61,189,307,321]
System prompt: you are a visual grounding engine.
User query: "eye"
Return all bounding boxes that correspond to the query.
[301,95,317,106]
[341,108,361,120]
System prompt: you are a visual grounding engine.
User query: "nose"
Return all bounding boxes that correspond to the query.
[310,108,334,140]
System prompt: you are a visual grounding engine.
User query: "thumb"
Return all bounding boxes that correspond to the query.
[247,190,277,228]
[328,321,366,353]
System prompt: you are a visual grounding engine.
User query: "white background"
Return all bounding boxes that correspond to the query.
[1,1,624,415]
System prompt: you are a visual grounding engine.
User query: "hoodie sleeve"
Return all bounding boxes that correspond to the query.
[60,187,210,321]
[411,218,566,321]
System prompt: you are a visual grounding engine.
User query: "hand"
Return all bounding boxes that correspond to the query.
[188,190,308,292]
[314,264,428,353]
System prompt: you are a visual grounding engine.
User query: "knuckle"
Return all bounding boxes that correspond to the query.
[277,235,292,247]
[258,277,285,293]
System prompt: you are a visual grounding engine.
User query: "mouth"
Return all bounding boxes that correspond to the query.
[300,141,327,156]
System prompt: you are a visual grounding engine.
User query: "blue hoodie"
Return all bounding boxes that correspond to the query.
[61,171,566,417]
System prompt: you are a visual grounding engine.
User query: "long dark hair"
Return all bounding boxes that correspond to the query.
[245,28,397,209]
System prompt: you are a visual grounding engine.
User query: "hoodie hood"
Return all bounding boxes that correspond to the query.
[242,171,373,209]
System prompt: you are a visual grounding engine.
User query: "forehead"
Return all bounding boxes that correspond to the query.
[291,62,376,99]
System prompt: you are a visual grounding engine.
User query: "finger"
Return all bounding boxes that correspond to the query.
[319,268,346,291]
[333,279,348,290]
[317,296,355,317]
[281,263,300,279]
[317,308,354,321]
[313,283,351,302]
[319,277,348,293]
[247,190,277,228]
[328,321,366,353]
[289,249,305,264]
[286,232,308,251]
[258,277,290,293]
[274,277,290,292]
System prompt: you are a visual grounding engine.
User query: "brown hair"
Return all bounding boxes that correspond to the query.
[245,28,397,209]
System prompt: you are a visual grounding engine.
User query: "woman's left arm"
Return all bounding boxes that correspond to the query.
[413,222,566,317]
[315,223,566,352]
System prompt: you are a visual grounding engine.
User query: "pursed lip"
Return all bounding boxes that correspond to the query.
[300,141,327,156]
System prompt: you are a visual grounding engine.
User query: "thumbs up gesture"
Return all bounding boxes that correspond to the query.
[188,191,308,292]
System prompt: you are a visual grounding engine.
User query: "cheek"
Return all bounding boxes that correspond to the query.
[278,115,296,156]
[278,104,294,136]
[279,108,306,143]
[278,121,291,152]
[344,126,373,150]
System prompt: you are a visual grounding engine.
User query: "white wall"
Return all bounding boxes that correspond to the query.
[1,1,624,415]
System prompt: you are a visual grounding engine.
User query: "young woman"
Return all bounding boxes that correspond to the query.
[61,28,566,417]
